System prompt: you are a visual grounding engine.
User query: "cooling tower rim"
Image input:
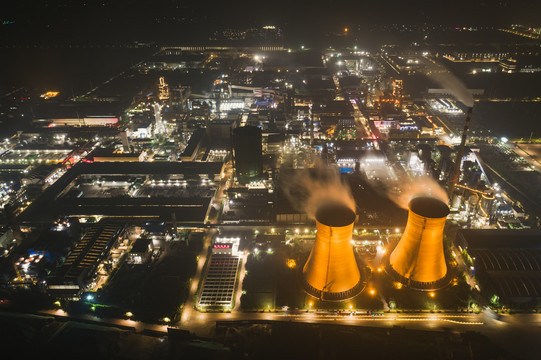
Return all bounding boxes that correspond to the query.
[315,202,356,227]
[409,196,449,218]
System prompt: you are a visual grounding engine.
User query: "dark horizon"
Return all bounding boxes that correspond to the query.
[1,0,541,45]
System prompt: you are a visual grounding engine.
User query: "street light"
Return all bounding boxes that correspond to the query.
[163,317,171,323]
[126,311,133,318]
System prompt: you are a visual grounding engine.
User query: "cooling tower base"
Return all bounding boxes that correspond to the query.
[300,258,367,302]
[302,277,365,301]
[383,254,454,291]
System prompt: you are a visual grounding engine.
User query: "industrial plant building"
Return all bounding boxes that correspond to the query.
[232,126,263,185]
[47,223,124,299]
[18,161,225,224]
[457,229,541,303]
[198,237,241,308]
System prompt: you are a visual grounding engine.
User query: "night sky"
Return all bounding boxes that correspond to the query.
[1,0,541,44]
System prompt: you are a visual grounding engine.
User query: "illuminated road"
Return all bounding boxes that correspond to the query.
[207,162,233,224]
[38,307,541,359]
[40,308,169,333]
[233,252,248,311]
[450,244,478,291]
[512,143,541,173]
[174,309,490,338]
[179,229,215,326]
[376,54,400,75]
[347,97,378,149]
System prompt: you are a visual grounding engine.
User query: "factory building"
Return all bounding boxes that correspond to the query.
[47,223,124,299]
[457,229,541,303]
[232,126,263,185]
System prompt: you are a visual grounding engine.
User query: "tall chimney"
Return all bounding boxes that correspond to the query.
[448,107,472,196]
[309,103,314,146]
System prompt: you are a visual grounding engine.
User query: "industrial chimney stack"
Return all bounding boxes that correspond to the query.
[448,107,473,196]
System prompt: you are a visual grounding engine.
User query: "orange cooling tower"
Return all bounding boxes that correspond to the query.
[388,197,450,289]
[303,203,362,301]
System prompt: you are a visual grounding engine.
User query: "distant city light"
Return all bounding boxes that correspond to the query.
[40,91,59,99]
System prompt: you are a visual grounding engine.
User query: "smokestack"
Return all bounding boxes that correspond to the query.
[303,203,362,301]
[388,197,449,289]
[119,130,130,152]
[448,107,472,196]
[309,104,314,146]
[178,83,184,111]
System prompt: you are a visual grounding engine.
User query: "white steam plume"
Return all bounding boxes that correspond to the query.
[389,175,449,210]
[280,160,356,219]
[425,62,474,108]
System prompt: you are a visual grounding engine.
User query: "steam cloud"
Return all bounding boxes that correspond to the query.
[280,160,356,219]
[388,175,449,210]
[425,62,474,108]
